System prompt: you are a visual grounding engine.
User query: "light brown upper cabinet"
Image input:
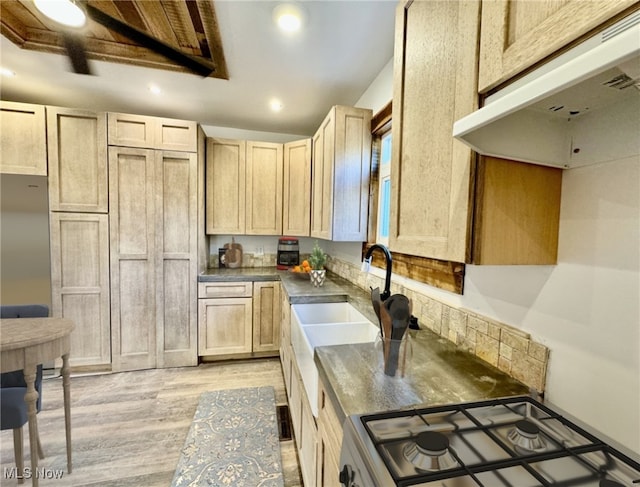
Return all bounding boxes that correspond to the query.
[246,141,284,235]
[206,137,310,236]
[0,101,47,176]
[107,112,197,152]
[311,106,372,241]
[478,0,638,93]
[283,139,312,236]
[47,107,108,213]
[391,1,563,265]
[389,1,479,263]
[472,157,562,264]
[206,137,247,234]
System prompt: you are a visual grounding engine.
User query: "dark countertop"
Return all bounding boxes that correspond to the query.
[199,267,282,282]
[199,267,529,423]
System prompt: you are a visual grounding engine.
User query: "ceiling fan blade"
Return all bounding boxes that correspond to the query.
[84,4,216,77]
[62,33,93,75]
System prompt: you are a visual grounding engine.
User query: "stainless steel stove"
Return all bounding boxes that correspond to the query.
[339,396,640,486]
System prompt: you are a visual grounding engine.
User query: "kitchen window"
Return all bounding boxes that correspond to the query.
[365,101,464,294]
[376,129,392,246]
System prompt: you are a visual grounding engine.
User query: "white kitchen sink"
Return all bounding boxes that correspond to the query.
[290,302,378,417]
[292,301,372,325]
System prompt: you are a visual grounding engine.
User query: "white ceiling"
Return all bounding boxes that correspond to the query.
[0,1,397,137]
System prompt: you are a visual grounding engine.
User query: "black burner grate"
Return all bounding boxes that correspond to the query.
[359,396,640,487]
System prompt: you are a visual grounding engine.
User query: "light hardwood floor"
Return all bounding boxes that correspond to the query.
[0,359,303,486]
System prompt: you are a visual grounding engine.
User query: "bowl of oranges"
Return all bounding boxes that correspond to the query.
[290,260,311,279]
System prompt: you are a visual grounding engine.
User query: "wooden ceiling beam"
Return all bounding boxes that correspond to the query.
[0,0,227,78]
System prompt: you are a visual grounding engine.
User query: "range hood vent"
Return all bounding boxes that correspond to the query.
[453,10,640,169]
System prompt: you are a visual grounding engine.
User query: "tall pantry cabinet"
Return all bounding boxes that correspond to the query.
[48,107,111,368]
[108,114,198,371]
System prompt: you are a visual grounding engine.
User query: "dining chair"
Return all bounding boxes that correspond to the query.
[0,304,49,482]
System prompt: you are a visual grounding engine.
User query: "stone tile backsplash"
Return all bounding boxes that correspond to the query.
[327,257,549,392]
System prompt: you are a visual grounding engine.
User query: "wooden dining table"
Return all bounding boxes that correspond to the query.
[0,317,74,486]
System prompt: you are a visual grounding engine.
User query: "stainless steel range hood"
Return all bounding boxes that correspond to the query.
[453,10,640,169]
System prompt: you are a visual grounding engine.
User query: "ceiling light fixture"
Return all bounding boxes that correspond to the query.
[270,99,284,112]
[1,67,16,78]
[34,0,87,28]
[273,4,304,33]
[148,84,162,95]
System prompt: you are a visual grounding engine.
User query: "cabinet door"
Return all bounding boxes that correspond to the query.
[156,151,198,367]
[246,141,283,235]
[107,112,155,148]
[289,361,303,439]
[283,139,312,236]
[197,297,253,355]
[299,391,318,487]
[205,138,246,234]
[473,157,562,264]
[311,110,335,240]
[155,117,197,152]
[253,281,281,352]
[478,0,637,93]
[0,101,46,176]
[280,292,291,355]
[389,1,479,262]
[109,146,157,372]
[47,107,108,212]
[331,105,371,241]
[49,213,111,367]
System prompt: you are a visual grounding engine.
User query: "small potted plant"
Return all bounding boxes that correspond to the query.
[308,241,327,287]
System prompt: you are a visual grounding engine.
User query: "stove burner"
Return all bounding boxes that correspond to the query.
[507,419,547,452]
[599,480,625,487]
[403,431,460,472]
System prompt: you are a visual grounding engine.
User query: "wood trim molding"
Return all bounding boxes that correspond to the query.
[371,101,392,134]
[362,243,465,295]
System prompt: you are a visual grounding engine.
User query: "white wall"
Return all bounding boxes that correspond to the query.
[464,156,640,451]
[355,57,394,114]
[201,124,306,143]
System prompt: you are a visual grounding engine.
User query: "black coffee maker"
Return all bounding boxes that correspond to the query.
[277,237,299,270]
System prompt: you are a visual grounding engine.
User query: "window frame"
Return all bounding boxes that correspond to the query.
[364,101,465,295]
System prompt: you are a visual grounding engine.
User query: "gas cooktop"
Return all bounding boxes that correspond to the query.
[340,396,640,487]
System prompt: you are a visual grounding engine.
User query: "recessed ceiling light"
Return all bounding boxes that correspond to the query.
[1,67,16,78]
[34,0,87,28]
[148,84,161,95]
[273,4,304,33]
[270,99,284,112]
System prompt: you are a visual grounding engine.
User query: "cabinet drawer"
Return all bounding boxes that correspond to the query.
[198,281,252,298]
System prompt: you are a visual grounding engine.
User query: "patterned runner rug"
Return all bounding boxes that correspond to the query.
[171,386,284,487]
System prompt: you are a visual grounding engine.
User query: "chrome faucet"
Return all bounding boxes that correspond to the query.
[362,243,393,301]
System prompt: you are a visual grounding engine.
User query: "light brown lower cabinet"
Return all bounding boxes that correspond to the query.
[197,280,281,358]
[316,379,343,487]
[197,282,254,356]
[198,297,254,355]
[288,354,317,487]
[253,281,281,352]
